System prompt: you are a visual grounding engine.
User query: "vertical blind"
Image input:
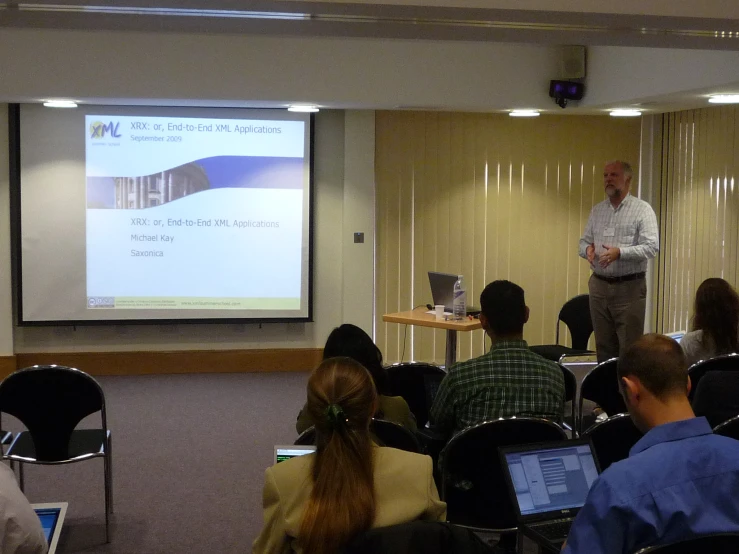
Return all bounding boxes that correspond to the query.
[656,106,739,334]
[375,112,641,364]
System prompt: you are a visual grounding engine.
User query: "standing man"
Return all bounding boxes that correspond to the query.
[579,161,659,362]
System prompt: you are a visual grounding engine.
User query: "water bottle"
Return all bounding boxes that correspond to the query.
[453,275,466,320]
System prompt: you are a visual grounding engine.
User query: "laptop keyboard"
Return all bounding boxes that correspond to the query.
[532,519,573,541]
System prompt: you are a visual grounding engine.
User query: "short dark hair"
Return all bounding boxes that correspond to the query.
[479,280,527,336]
[323,324,388,394]
[617,334,688,400]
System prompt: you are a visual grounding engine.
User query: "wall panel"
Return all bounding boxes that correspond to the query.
[655,106,739,333]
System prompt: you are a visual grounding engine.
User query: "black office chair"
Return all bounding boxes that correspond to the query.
[385,362,446,426]
[713,415,739,441]
[440,417,567,538]
[530,294,594,362]
[0,365,113,542]
[578,358,625,435]
[632,534,739,553]
[582,413,643,471]
[371,418,423,453]
[294,419,422,454]
[342,520,494,554]
[687,353,739,401]
[559,363,578,435]
[691,369,739,427]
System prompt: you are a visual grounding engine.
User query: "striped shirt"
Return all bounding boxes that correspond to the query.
[578,193,659,277]
[429,339,565,435]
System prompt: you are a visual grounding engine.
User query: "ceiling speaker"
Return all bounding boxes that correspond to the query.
[559,45,586,80]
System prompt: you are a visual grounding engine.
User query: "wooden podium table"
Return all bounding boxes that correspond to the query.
[382,308,483,368]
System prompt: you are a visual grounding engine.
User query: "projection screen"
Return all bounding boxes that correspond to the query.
[14,104,313,324]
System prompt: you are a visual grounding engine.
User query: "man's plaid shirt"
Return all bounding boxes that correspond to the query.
[429,339,565,434]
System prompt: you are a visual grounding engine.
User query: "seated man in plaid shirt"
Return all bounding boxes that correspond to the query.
[429,279,565,436]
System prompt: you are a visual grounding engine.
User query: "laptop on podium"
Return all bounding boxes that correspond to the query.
[427,271,480,315]
[499,440,602,553]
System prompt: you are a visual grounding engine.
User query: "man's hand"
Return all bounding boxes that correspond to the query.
[586,243,596,264]
[599,245,620,268]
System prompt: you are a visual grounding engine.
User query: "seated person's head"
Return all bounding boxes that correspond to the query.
[300,357,378,553]
[618,334,691,432]
[694,277,739,353]
[479,280,530,340]
[323,324,388,394]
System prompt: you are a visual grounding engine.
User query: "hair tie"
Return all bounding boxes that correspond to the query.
[325,403,348,430]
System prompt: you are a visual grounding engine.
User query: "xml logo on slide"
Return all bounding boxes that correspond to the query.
[90,121,122,139]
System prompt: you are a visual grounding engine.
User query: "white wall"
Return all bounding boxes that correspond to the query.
[2,108,375,353]
[0,28,559,111]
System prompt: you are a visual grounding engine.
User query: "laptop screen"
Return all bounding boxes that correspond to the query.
[32,503,67,554]
[665,331,686,344]
[503,443,599,517]
[37,509,61,543]
[274,445,316,464]
[428,271,458,311]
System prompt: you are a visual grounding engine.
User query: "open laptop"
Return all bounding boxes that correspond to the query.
[499,439,601,553]
[666,330,686,344]
[32,502,67,554]
[273,445,316,464]
[427,271,480,315]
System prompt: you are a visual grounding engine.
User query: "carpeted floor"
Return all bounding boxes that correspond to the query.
[5,368,591,553]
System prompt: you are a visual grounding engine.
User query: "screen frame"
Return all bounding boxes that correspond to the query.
[10,103,315,326]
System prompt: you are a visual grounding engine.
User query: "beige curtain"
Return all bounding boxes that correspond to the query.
[655,106,739,334]
[376,111,641,365]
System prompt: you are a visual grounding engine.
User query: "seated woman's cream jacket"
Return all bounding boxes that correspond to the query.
[252,446,447,554]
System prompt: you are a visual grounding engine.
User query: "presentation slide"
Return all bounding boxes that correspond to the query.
[17,105,313,323]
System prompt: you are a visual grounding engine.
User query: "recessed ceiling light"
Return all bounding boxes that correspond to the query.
[43,100,78,108]
[509,110,540,117]
[610,109,642,117]
[287,105,319,113]
[708,95,739,104]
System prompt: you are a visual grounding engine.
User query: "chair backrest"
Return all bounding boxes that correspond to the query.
[294,426,316,446]
[342,521,493,554]
[385,363,446,426]
[371,419,422,453]
[441,417,567,530]
[578,358,626,433]
[557,294,593,350]
[691,370,739,427]
[0,365,106,461]
[713,415,739,440]
[559,363,577,404]
[582,413,643,471]
[688,354,739,401]
[293,420,422,454]
[632,534,739,554]
[559,363,578,432]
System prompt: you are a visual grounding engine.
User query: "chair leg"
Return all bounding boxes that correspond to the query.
[107,433,114,514]
[103,435,112,543]
[18,463,24,493]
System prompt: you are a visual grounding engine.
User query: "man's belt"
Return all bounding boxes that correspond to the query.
[593,272,646,284]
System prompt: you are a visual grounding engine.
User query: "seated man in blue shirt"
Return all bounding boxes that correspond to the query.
[563,333,739,554]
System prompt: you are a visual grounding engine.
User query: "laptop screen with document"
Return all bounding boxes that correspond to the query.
[500,440,600,522]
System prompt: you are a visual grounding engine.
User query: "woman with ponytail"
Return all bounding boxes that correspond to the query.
[253,357,446,554]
